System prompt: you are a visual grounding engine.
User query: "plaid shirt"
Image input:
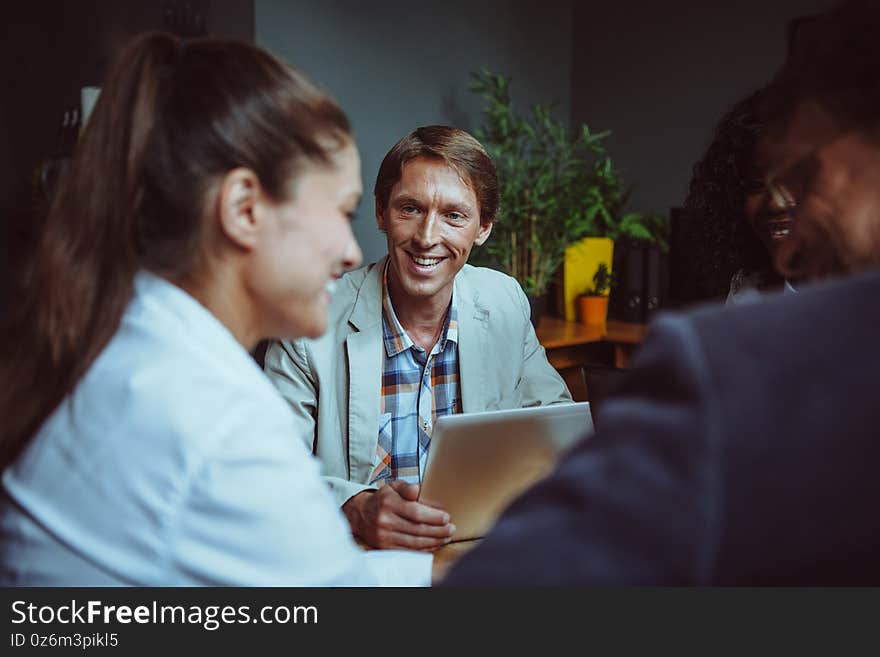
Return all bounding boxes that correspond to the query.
[370,271,461,486]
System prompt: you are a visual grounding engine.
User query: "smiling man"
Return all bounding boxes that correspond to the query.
[264,126,571,550]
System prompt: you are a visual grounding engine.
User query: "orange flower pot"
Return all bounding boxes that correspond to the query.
[577,295,609,326]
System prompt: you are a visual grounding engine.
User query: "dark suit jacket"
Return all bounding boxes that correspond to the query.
[444,269,880,585]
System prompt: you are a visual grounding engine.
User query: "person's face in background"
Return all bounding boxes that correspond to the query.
[377,156,492,313]
[764,99,880,281]
[745,136,795,262]
[250,140,363,339]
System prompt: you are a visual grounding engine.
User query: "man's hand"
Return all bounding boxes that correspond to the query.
[343,480,455,550]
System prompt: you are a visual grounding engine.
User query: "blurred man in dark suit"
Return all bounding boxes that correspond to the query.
[444,0,880,585]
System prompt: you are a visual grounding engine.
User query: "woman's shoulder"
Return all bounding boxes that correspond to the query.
[86,275,293,452]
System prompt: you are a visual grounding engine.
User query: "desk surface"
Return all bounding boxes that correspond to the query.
[432,539,481,582]
[536,316,647,349]
[355,535,480,583]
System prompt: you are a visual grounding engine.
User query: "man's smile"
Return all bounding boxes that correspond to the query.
[407,252,446,269]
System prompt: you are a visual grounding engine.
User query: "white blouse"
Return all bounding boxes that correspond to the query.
[0,272,430,586]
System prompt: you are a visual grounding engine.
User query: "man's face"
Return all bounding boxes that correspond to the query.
[377,156,492,312]
[765,99,880,281]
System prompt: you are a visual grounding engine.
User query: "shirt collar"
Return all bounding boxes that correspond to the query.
[381,261,458,358]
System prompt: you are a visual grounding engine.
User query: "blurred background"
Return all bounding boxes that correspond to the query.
[0,0,833,321]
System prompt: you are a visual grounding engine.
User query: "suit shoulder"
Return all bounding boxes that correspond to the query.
[334,262,374,298]
[461,263,518,285]
[644,270,880,394]
[682,270,880,343]
[460,264,525,297]
[325,261,379,323]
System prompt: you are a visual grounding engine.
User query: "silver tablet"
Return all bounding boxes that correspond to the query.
[419,402,593,542]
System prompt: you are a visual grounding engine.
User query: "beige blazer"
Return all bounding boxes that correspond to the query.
[264,258,572,506]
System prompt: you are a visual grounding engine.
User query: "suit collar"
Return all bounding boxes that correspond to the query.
[343,258,386,482]
[347,257,386,332]
[452,266,490,413]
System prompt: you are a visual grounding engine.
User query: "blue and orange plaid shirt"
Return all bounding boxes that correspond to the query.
[370,269,462,486]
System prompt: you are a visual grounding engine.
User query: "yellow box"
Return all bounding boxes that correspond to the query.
[558,237,614,322]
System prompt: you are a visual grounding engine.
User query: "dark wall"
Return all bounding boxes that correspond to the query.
[3,2,844,313]
[0,0,254,316]
[256,0,574,264]
[570,0,834,218]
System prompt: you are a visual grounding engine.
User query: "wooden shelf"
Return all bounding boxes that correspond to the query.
[536,316,646,348]
[535,316,648,373]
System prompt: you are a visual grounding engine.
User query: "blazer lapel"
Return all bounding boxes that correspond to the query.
[345,259,385,483]
[456,271,489,413]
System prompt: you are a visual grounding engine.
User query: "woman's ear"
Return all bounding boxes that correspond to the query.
[216,168,263,250]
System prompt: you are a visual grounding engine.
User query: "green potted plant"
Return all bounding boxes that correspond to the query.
[468,71,621,319]
[576,262,612,326]
[468,70,667,326]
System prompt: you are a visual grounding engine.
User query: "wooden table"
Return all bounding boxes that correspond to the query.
[536,316,647,402]
[536,316,647,369]
[432,539,481,582]
[354,535,480,583]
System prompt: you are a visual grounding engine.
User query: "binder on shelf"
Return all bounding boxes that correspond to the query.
[643,245,663,321]
[609,239,646,323]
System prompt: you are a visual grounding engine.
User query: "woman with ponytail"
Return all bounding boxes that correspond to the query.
[0,33,431,585]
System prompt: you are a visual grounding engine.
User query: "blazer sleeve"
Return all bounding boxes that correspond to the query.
[263,339,318,452]
[442,313,722,585]
[263,339,375,507]
[511,282,573,406]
